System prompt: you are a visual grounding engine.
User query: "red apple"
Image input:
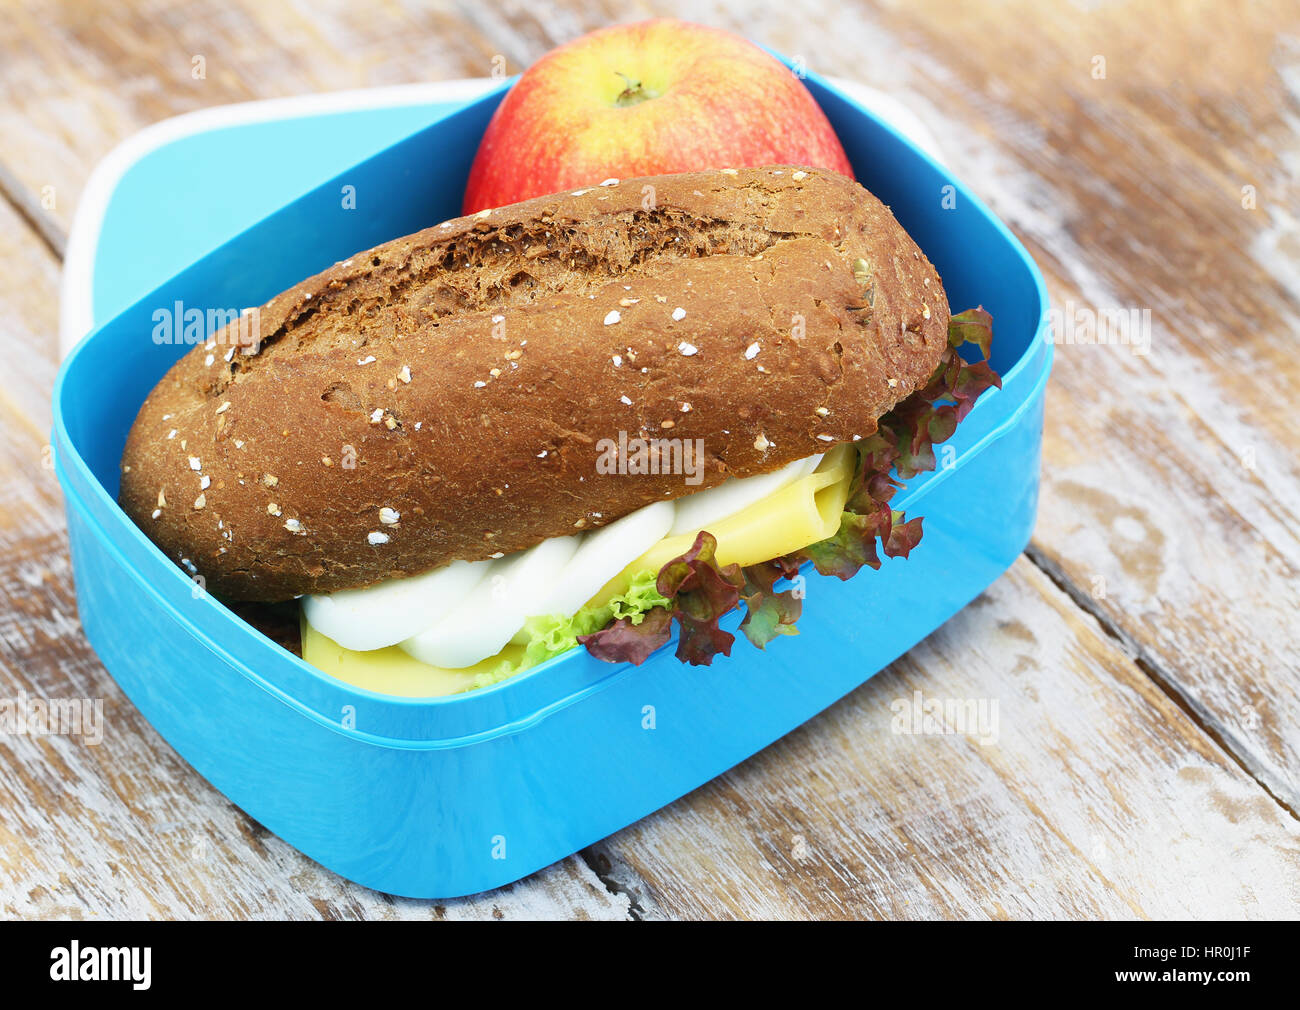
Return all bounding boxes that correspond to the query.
[462,19,853,213]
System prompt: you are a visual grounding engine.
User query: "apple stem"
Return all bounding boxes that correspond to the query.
[613,71,656,107]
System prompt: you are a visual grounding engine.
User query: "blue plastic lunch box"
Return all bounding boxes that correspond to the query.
[52,65,1052,898]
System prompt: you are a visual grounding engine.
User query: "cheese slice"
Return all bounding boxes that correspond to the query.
[303,443,857,697]
[302,617,518,696]
[586,443,853,609]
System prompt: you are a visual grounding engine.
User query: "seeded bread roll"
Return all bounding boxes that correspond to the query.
[120,165,950,601]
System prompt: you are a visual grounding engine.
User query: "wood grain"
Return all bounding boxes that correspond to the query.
[0,0,1296,919]
[0,0,502,239]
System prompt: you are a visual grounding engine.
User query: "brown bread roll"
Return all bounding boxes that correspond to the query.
[120,165,950,601]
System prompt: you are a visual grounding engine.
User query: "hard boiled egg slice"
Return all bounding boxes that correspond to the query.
[302,558,490,653]
[400,534,580,669]
[526,499,676,620]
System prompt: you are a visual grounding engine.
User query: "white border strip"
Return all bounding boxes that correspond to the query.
[58,76,943,359]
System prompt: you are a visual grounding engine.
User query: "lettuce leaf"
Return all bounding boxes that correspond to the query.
[577,608,673,665]
[579,531,746,666]
[738,558,803,648]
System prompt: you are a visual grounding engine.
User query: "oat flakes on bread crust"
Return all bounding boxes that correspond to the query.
[119,165,950,601]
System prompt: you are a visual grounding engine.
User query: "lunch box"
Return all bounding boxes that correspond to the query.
[52,62,1052,898]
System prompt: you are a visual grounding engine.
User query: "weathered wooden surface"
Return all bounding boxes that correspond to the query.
[0,0,500,241]
[0,0,1297,919]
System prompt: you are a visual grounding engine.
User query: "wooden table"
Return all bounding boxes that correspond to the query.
[2,0,1297,920]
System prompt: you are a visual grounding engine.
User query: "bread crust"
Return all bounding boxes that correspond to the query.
[119,166,950,601]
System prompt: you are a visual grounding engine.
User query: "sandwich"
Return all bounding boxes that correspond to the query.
[119,166,999,695]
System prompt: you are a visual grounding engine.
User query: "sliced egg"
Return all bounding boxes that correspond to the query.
[527,499,675,620]
[302,558,490,652]
[400,534,580,669]
[668,453,823,536]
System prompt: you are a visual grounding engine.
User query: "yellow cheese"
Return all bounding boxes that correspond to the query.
[302,616,518,697]
[587,443,854,608]
[303,444,857,696]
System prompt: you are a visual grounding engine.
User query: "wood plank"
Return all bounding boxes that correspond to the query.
[0,197,632,919]
[588,557,1300,919]
[0,0,502,238]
